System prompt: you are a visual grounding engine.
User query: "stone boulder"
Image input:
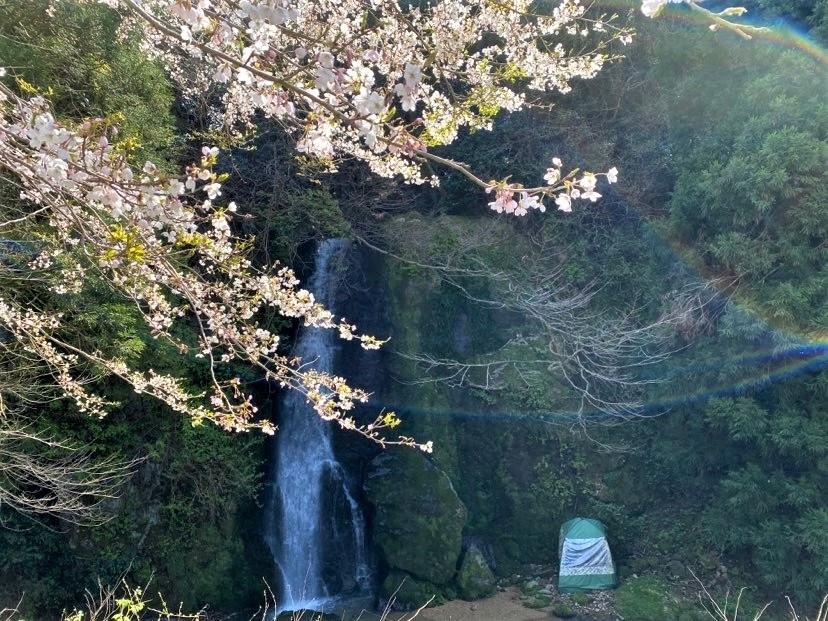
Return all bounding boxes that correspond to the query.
[364,448,467,585]
[456,544,496,600]
[381,569,445,610]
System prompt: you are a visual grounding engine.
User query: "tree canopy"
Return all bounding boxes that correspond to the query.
[0,0,825,617]
[0,0,785,526]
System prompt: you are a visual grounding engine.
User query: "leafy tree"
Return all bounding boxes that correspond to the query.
[690,374,828,604]
[0,0,179,165]
[753,0,828,40]
[0,0,776,464]
[655,33,828,332]
[0,0,819,614]
[0,0,182,524]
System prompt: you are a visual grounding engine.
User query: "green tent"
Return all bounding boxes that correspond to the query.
[558,517,617,593]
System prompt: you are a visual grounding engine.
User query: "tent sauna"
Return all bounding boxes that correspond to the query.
[558,517,618,592]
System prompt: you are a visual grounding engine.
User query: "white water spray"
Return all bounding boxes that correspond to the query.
[264,239,371,615]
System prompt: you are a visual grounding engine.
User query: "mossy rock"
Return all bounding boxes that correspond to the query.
[520,579,541,595]
[551,602,576,618]
[616,576,680,621]
[665,559,686,579]
[381,570,445,610]
[364,448,467,584]
[455,544,496,600]
[523,594,551,609]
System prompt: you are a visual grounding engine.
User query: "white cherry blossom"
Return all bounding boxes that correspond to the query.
[556,194,573,212]
[67,0,635,213]
[7,0,753,447]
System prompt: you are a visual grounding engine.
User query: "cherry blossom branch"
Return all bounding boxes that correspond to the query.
[0,84,429,450]
[687,1,769,40]
[118,0,353,122]
[642,0,770,40]
[103,0,630,212]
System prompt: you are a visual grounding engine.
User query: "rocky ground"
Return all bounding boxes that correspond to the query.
[305,562,723,621]
[390,585,618,621]
[359,564,622,621]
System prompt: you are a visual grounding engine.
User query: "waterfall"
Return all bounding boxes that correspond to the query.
[264,239,372,615]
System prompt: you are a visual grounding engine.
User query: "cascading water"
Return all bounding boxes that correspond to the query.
[264,239,372,615]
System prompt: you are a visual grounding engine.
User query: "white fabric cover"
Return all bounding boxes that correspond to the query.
[559,537,614,576]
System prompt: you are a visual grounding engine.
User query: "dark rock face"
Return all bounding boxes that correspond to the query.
[364,448,467,585]
[456,544,496,600]
[380,569,444,609]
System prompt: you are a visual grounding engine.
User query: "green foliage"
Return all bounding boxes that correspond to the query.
[705,397,769,444]
[570,592,591,606]
[0,511,85,616]
[161,420,262,529]
[127,418,265,611]
[754,0,828,40]
[699,374,828,604]
[551,602,576,618]
[616,576,681,621]
[529,455,576,522]
[0,0,179,166]
[53,277,151,366]
[661,38,827,332]
[3,396,266,615]
[523,594,551,609]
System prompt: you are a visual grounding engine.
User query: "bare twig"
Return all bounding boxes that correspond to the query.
[369,220,724,420]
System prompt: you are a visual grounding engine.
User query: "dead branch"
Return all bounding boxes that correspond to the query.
[369,220,724,420]
[0,404,140,525]
[0,356,139,524]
